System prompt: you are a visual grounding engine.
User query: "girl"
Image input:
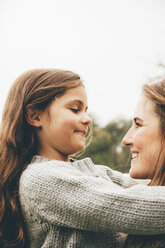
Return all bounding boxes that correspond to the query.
[1,69,165,248]
[122,78,165,248]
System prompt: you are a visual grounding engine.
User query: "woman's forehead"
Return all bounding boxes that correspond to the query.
[134,95,158,122]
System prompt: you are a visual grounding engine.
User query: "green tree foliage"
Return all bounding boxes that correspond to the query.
[79,118,132,173]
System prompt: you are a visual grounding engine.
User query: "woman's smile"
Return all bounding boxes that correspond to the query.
[131,150,139,162]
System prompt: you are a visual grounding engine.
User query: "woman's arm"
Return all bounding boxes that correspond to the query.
[19,160,165,235]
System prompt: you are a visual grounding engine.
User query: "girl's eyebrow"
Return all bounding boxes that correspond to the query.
[66,100,88,110]
[66,99,82,104]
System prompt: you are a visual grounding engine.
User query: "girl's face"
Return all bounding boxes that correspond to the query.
[37,85,92,161]
[122,95,162,179]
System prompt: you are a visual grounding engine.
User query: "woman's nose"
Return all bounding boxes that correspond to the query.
[122,129,133,147]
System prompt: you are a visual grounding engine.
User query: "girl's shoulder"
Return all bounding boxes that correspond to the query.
[21,155,75,180]
[20,155,93,184]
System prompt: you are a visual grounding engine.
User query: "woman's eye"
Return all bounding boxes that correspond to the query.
[135,122,141,128]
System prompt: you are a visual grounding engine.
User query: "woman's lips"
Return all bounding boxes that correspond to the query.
[132,153,138,159]
[131,150,139,161]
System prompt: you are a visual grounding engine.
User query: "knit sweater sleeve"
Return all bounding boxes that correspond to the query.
[19,159,165,235]
[95,163,137,187]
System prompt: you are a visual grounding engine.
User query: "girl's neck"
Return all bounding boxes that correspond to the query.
[37,149,70,162]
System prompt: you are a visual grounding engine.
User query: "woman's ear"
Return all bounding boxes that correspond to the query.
[25,104,41,127]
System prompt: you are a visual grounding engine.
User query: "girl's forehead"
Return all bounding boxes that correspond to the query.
[57,85,87,102]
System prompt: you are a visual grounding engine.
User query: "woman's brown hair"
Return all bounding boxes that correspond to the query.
[0,68,83,247]
[124,78,165,248]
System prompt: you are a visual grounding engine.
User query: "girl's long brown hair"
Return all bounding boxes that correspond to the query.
[124,78,165,248]
[0,68,83,247]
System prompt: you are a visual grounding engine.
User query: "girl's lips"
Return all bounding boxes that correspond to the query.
[74,130,86,137]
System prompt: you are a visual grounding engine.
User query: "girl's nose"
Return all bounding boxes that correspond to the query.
[81,114,92,126]
[122,129,133,147]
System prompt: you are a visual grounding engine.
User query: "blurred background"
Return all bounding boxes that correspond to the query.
[1,0,165,172]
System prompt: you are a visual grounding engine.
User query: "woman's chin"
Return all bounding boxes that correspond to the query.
[129,167,149,180]
[129,167,141,179]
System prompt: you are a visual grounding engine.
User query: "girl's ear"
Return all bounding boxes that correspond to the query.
[25,104,41,127]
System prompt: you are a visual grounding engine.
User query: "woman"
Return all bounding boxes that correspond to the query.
[122,78,165,247]
[1,69,165,248]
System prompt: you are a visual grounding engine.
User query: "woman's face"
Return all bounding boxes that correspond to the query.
[122,95,162,179]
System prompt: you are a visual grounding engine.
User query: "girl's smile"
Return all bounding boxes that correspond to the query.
[74,129,87,137]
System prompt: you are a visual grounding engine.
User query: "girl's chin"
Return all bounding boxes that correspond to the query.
[70,145,85,155]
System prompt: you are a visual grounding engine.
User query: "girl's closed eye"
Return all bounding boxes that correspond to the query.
[70,108,79,113]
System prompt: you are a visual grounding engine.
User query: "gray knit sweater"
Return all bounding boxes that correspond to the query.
[19,156,165,248]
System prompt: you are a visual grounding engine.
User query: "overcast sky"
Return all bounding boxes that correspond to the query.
[1,0,165,126]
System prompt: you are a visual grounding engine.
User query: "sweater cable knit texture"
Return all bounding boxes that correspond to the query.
[19,156,165,248]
